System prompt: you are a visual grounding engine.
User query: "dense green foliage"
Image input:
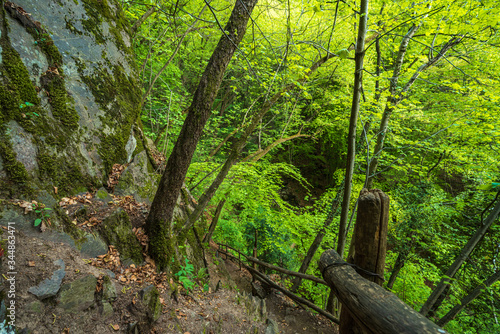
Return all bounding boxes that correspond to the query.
[123,0,500,332]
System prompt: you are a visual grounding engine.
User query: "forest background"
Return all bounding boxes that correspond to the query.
[123,0,500,332]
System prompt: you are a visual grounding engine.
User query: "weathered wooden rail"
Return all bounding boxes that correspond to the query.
[215,243,339,324]
[320,189,447,334]
[214,189,448,333]
[319,249,446,334]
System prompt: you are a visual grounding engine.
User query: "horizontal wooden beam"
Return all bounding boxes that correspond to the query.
[217,243,328,285]
[217,247,339,324]
[319,249,447,334]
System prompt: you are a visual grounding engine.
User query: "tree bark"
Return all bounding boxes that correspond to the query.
[145,0,259,270]
[131,5,156,36]
[420,198,500,317]
[336,0,369,259]
[437,269,500,327]
[202,199,226,243]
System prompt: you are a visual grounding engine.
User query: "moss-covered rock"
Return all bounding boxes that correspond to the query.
[98,208,143,265]
[115,151,159,203]
[0,0,143,197]
[57,274,97,313]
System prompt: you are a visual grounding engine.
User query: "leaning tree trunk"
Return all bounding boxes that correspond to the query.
[290,182,344,292]
[145,0,259,270]
[437,269,500,327]
[420,197,500,316]
[387,250,408,290]
[203,199,226,243]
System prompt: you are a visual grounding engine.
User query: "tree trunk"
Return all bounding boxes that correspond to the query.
[243,131,310,163]
[386,250,408,290]
[420,198,500,316]
[131,5,156,36]
[437,269,500,327]
[366,31,462,189]
[365,24,420,190]
[336,0,369,259]
[145,0,259,270]
[203,199,226,243]
[290,181,344,292]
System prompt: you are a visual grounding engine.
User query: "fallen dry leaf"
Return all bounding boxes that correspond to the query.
[27,261,35,267]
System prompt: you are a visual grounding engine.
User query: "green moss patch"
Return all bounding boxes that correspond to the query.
[0,129,29,184]
[74,59,141,171]
[40,72,79,129]
[81,0,132,53]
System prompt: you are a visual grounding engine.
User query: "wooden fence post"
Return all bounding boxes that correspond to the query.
[319,249,446,334]
[339,188,389,333]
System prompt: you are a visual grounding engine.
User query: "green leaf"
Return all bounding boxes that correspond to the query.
[34,218,42,226]
[337,49,349,59]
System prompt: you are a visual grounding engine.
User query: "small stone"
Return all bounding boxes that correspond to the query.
[96,187,112,203]
[105,269,116,279]
[139,285,162,322]
[265,318,279,334]
[102,302,114,319]
[99,208,143,265]
[28,259,66,300]
[26,300,43,314]
[102,275,117,302]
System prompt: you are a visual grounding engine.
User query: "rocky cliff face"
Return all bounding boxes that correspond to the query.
[0,0,145,198]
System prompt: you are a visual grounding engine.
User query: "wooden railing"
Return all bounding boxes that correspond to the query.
[214,189,448,333]
[215,242,339,324]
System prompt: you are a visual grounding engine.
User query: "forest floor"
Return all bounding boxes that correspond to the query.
[3,192,338,334]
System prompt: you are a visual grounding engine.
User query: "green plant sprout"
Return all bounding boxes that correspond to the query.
[175,259,195,292]
[33,203,52,227]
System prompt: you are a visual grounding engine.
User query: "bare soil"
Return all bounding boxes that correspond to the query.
[1,193,338,334]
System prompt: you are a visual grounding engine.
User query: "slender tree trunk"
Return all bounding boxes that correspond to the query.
[290,182,344,292]
[203,199,226,243]
[145,0,259,270]
[336,0,369,259]
[387,249,408,290]
[366,32,462,189]
[243,131,310,163]
[131,5,156,36]
[365,24,420,190]
[420,198,500,316]
[176,46,347,237]
[437,269,500,327]
[208,127,240,159]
